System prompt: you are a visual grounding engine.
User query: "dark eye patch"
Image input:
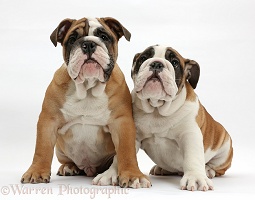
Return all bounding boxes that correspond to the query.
[67,32,78,45]
[64,31,79,64]
[94,27,113,43]
[166,50,180,66]
[165,49,183,87]
[133,47,155,75]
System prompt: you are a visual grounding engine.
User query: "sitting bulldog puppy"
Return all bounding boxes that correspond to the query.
[21,17,151,188]
[131,44,233,191]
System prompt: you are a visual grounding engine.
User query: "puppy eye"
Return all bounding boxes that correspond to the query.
[68,35,77,45]
[100,33,109,41]
[171,59,179,68]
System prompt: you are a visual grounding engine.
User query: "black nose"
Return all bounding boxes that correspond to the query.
[81,41,96,55]
[150,61,164,72]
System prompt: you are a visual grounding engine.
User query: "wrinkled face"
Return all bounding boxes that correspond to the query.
[59,18,119,84]
[131,45,186,102]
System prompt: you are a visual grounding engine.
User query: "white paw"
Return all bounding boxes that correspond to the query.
[57,163,83,176]
[205,165,216,179]
[92,168,118,186]
[180,172,214,191]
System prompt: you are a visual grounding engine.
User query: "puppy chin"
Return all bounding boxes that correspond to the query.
[135,83,177,116]
[73,62,105,84]
[135,78,177,102]
[136,80,166,100]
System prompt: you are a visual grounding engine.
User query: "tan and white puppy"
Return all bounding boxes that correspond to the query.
[21,17,151,188]
[131,45,233,191]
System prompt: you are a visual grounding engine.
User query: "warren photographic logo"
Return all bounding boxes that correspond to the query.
[1,184,129,199]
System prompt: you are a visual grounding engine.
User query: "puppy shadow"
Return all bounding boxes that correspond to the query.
[149,173,181,189]
[51,171,94,185]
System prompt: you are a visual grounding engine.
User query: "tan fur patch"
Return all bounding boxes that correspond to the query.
[105,64,140,175]
[196,102,231,152]
[185,82,197,102]
[214,142,233,176]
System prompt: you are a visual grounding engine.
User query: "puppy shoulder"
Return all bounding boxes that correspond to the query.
[106,63,130,98]
[53,64,71,86]
[106,64,133,118]
[42,64,71,114]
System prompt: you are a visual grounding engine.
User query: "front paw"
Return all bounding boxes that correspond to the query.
[21,166,51,184]
[92,167,118,186]
[57,163,85,176]
[118,170,151,189]
[180,172,214,191]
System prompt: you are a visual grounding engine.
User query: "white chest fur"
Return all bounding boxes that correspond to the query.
[133,86,198,140]
[57,82,112,170]
[59,83,111,134]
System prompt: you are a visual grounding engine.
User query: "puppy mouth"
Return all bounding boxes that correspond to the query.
[74,58,103,81]
[144,72,164,88]
[83,58,101,66]
[135,70,177,100]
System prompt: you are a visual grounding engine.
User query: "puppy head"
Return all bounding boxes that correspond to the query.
[50,17,131,84]
[131,45,200,106]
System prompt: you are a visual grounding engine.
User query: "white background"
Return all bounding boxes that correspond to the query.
[1,0,255,199]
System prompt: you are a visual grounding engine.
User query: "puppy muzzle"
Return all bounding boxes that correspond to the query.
[68,37,113,84]
[134,58,178,101]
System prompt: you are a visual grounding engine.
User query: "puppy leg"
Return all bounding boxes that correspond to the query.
[141,137,184,177]
[109,117,151,188]
[206,138,233,178]
[214,146,233,177]
[179,128,213,191]
[21,114,58,183]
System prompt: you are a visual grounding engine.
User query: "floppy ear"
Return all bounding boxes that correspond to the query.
[131,53,141,78]
[132,53,141,65]
[50,18,74,47]
[100,17,131,41]
[185,59,200,89]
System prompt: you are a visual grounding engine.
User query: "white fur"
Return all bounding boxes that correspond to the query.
[87,17,102,36]
[67,18,110,99]
[133,85,214,190]
[92,156,118,186]
[59,81,112,175]
[133,46,178,117]
[58,17,119,185]
[132,45,216,191]
[57,17,150,187]
[204,138,232,172]
[154,45,167,57]
[134,57,177,98]
[92,154,151,188]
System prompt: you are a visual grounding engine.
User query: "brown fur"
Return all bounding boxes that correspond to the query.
[192,85,233,176]
[105,64,143,181]
[183,64,233,177]
[21,18,149,187]
[22,65,146,185]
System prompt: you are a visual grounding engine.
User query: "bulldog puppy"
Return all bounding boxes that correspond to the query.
[131,45,233,191]
[21,17,151,188]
